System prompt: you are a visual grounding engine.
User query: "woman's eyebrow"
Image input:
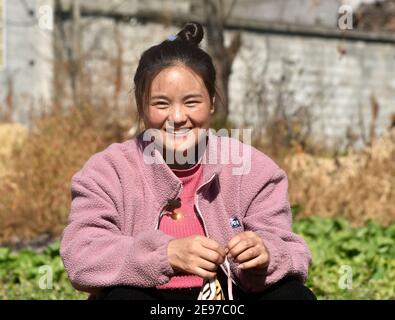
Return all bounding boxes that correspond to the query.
[150,95,170,100]
[150,93,203,100]
[184,94,203,99]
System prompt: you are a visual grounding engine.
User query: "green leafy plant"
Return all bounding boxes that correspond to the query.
[294,216,395,299]
[0,216,394,299]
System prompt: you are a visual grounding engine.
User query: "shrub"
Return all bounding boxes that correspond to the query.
[294,216,395,299]
[285,129,395,226]
[0,104,133,244]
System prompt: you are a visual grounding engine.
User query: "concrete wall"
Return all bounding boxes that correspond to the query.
[71,19,395,150]
[228,31,395,149]
[0,0,53,125]
[1,0,394,150]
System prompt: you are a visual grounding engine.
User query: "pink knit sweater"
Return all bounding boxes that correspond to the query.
[156,163,205,289]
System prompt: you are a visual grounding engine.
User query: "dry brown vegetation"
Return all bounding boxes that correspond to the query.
[283,128,395,226]
[0,124,28,177]
[0,105,133,245]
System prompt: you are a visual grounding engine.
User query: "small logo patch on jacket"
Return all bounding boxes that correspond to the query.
[230,217,241,229]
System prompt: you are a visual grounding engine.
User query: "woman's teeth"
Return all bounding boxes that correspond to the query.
[167,129,191,135]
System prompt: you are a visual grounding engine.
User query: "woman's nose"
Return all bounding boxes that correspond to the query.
[168,105,187,124]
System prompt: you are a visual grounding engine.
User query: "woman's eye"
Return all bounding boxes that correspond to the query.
[186,101,199,106]
[153,102,169,108]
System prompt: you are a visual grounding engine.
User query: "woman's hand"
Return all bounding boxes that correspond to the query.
[226,231,269,270]
[167,236,226,279]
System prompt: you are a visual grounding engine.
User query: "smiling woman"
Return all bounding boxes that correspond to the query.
[60,21,315,301]
[133,24,217,169]
[145,65,214,169]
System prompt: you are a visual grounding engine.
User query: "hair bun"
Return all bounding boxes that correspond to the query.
[176,21,204,46]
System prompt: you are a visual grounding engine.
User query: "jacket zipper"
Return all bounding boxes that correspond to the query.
[194,174,236,286]
[194,173,216,237]
[155,185,183,230]
[154,173,236,286]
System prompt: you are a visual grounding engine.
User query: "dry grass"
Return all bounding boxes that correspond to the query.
[283,128,395,226]
[251,105,395,226]
[0,105,133,245]
[0,124,28,177]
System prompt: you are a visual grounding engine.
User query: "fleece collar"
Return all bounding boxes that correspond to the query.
[135,129,223,209]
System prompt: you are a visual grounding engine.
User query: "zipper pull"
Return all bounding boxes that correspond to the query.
[166,198,181,209]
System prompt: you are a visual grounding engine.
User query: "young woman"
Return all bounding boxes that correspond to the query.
[60,22,316,300]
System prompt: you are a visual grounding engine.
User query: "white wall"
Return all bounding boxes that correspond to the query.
[228,31,395,149]
[0,0,53,125]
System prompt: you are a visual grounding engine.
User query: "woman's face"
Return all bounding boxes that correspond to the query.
[144,64,214,157]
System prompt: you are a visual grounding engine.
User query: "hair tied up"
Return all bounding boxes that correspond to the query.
[176,21,204,46]
[134,20,217,131]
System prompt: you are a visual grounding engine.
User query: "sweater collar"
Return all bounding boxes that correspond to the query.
[135,129,223,208]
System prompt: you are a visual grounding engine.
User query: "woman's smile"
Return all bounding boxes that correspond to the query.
[165,127,192,138]
[144,64,214,165]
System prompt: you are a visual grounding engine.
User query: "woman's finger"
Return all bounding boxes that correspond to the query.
[198,248,225,265]
[200,237,227,257]
[194,266,217,280]
[196,257,219,272]
[238,253,269,270]
[234,245,261,264]
[228,237,255,258]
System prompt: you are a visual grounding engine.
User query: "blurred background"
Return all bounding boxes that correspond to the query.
[0,0,394,299]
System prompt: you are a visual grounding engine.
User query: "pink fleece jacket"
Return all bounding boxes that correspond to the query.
[60,129,312,296]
